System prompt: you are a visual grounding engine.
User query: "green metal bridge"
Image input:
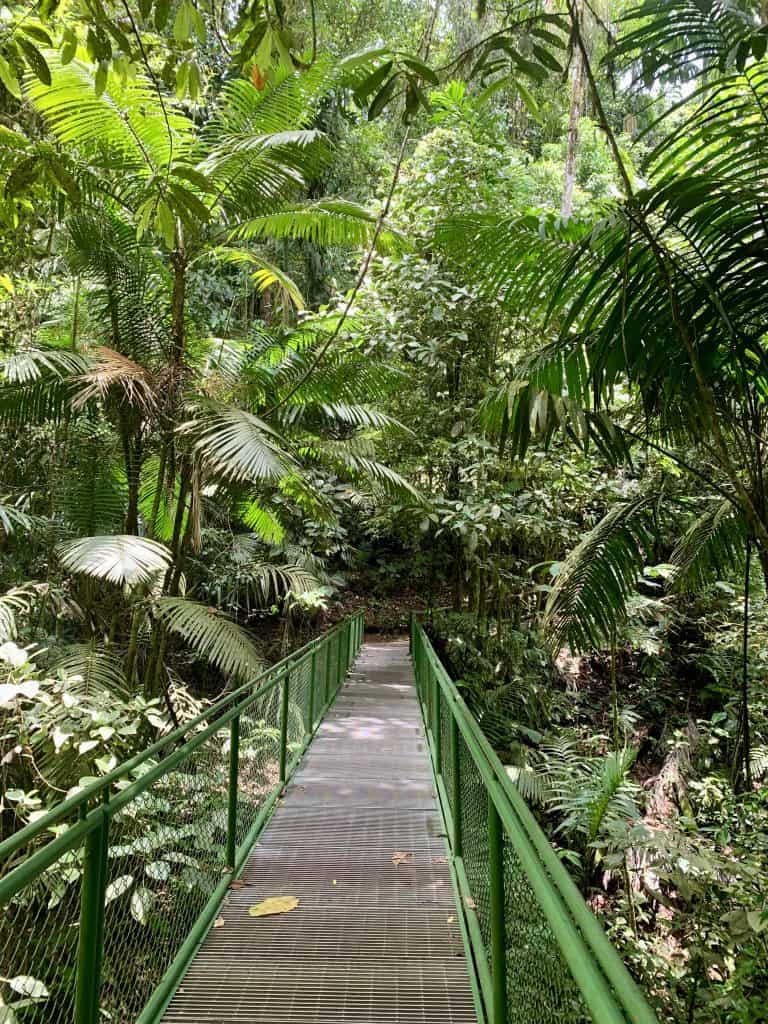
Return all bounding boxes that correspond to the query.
[0,613,658,1024]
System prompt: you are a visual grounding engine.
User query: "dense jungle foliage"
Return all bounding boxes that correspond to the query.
[2,0,768,1020]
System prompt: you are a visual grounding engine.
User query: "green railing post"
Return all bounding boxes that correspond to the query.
[450,713,462,857]
[334,631,341,692]
[324,634,331,707]
[74,805,109,1024]
[488,794,507,1024]
[226,713,240,869]
[433,674,442,773]
[279,671,290,783]
[308,648,316,737]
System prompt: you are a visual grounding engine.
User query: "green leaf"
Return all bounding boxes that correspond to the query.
[130,886,154,925]
[7,977,48,1000]
[138,0,153,19]
[19,25,53,46]
[400,56,439,84]
[353,60,393,105]
[368,74,399,120]
[60,28,77,65]
[94,60,108,97]
[0,55,22,99]
[105,875,134,905]
[532,44,562,73]
[515,80,540,120]
[145,860,171,881]
[155,0,170,29]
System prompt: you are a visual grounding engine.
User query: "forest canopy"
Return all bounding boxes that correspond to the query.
[2,0,768,1020]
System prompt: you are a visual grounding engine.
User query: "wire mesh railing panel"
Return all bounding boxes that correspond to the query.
[0,815,83,1024]
[289,656,314,744]
[411,618,658,1024]
[439,691,454,815]
[235,686,282,845]
[98,734,230,1022]
[457,733,493,960]
[501,832,591,1023]
[0,613,364,1024]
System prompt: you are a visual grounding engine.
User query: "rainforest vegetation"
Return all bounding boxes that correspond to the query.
[1,0,768,1020]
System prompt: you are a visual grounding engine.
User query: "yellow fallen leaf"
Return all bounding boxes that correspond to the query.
[214,917,225,928]
[248,896,300,918]
[391,851,411,867]
[447,915,455,924]
[464,896,476,909]
[332,879,337,886]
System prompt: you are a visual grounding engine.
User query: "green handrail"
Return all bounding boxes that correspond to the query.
[0,611,365,1024]
[410,617,658,1024]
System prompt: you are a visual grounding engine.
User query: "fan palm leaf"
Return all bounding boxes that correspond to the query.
[58,535,173,587]
[180,404,296,485]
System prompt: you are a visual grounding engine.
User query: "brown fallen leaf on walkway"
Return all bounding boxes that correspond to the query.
[248,896,300,918]
[229,879,245,890]
[214,917,225,928]
[391,851,411,866]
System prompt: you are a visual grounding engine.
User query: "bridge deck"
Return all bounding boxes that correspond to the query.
[161,637,477,1024]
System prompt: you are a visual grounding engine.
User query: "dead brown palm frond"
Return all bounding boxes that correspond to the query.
[72,347,159,416]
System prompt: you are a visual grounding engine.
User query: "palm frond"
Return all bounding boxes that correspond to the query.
[49,643,129,699]
[615,0,762,83]
[549,746,641,844]
[73,347,159,415]
[180,404,296,484]
[671,499,746,592]
[237,500,286,544]
[0,585,35,640]
[57,535,172,587]
[230,200,402,253]
[207,247,305,310]
[27,55,193,175]
[0,502,36,535]
[544,495,656,652]
[153,597,263,680]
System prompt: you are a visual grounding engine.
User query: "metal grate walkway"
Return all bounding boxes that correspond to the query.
[161,637,478,1024]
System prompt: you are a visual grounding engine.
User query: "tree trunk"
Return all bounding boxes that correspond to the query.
[562,6,585,220]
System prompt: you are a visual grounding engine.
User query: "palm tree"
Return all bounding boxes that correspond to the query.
[438,0,768,781]
[0,50,417,701]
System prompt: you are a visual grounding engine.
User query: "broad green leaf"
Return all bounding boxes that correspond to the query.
[8,977,48,1000]
[130,885,154,925]
[104,872,134,905]
[0,55,21,100]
